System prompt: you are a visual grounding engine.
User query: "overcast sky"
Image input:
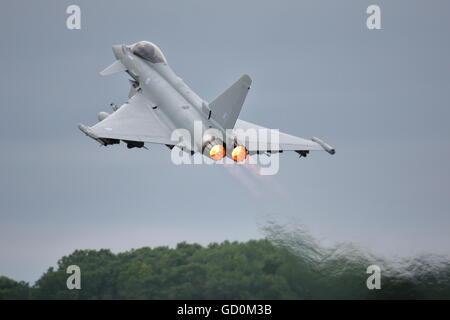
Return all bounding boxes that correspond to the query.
[1,0,449,282]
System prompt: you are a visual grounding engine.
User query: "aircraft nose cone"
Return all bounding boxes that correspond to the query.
[112,45,123,59]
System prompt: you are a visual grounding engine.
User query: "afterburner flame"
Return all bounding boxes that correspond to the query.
[232,146,249,162]
[209,144,226,160]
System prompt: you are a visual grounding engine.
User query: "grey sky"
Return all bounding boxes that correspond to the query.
[1,0,449,282]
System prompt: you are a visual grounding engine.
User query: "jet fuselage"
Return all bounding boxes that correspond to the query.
[112,44,225,154]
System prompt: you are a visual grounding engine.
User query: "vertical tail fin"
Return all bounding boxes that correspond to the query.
[208,74,252,129]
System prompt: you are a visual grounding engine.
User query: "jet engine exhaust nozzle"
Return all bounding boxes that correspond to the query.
[209,144,226,161]
[232,146,249,162]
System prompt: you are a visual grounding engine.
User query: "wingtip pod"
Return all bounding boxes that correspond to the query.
[78,123,89,134]
[311,137,336,155]
[78,123,102,144]
[241,74,252,87]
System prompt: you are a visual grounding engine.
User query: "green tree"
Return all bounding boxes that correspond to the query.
[0,276,30,300]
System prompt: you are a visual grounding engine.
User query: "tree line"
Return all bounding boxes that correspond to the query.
[1,237,449,299]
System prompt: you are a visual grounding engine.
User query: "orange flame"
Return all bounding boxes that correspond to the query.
[209,144,226,160]
[232,146,249,162]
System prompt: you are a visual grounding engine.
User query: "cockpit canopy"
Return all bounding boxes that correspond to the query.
[131,41,167,64]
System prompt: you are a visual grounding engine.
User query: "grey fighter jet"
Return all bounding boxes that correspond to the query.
[79,41,335,162]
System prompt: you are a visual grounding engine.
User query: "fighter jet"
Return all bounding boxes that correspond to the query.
[79,41,335,162]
